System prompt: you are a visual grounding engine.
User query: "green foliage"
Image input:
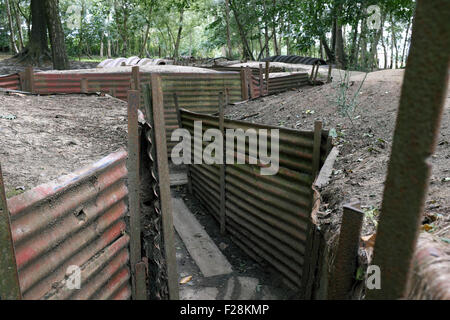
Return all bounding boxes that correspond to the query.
[0,0,417,64]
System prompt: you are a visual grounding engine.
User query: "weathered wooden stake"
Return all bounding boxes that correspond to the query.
[131,66,140,91]
[150,74,180,300]
[312,121,323,179]
[328,203,364,300]
[81,78,88,93]
[25,66,34,93]
[0,163,22,300]
[367,0,450,300]
[127,90,142,300]
[265,61,270,95]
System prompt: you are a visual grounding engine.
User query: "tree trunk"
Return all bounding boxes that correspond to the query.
[12,1,24,51]
[107,38,112,58]
[263,0,270,58]
[369,14,385,70]
[321,36,334,62]
[400,18,411,68]
[100,34,104,58]
[349,18,360,67]
[173,8,184,59]
[224,0,233,58]
[229,0,254,60]
[19,0,50,64]
[335,20,346,69]
[44,0,70,70]
[6,0,19,54]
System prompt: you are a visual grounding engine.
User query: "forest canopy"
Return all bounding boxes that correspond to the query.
[0,0,416,71]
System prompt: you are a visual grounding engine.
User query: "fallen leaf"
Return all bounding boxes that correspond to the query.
[179,275,192,284]
[421,224,433,232]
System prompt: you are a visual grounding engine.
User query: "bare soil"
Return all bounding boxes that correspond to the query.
[225,70,450,238]
[0,92,128,197]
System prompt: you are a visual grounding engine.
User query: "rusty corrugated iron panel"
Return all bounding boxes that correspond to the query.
[179,108,326,291]
[27,71,244,156]
[0,74,21,90]
[268,73,310,95]
[6,150,131,300]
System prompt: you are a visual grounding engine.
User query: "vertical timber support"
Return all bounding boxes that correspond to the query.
[25,66,34,93]
[259,64,264,98]
[328,203,364,300]
[245,67,253,99]
[312,121,323,179]
[0,163,22,300]
[240,67,249,101]
[367,0,450,300]
[127,90,145,300]
[131,66,141,91]
[313,62,320,83]
[265,61,270,95]
[81,78,88,94]
[150,74,180,300]
[327,63,333,83]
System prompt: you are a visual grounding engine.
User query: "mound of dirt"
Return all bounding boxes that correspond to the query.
[0,92,128,196]
[225,75,450,238]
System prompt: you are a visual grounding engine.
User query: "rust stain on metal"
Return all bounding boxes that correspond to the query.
[367,0,450,300]
[6,150,132,300]
[179,108,332,292]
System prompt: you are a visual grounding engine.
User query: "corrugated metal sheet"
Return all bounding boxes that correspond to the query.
[25,71,244,155]
[268,73,310,95]
[179,109,331,291]
[6,150,131,300]
[0,73,21,90]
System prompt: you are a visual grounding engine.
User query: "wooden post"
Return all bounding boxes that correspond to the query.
[0,163,22,300]
[327,63,333,83]
[127,90,143,300]
[149,74,180,300]
[259,64,264,98]
[265,61,270,95]
[240,67,249,100]
[312,121,323,179]
[246,67,253,99]
[328,203,364,300]
[314,62,320,82]
[131,66,140,91]
[81,78,88,93]
[310,63,316,81]
[25,66,34,93]
[219,92,226,235]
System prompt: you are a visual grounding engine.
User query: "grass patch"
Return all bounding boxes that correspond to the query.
[6,188,25,199]
[69,56,103,63]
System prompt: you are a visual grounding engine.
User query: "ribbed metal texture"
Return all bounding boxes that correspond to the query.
[24,71,243,155]
[268,73,310,95]
[0,73,21,90]
[179,109,330,290]
[6,150,131,300]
